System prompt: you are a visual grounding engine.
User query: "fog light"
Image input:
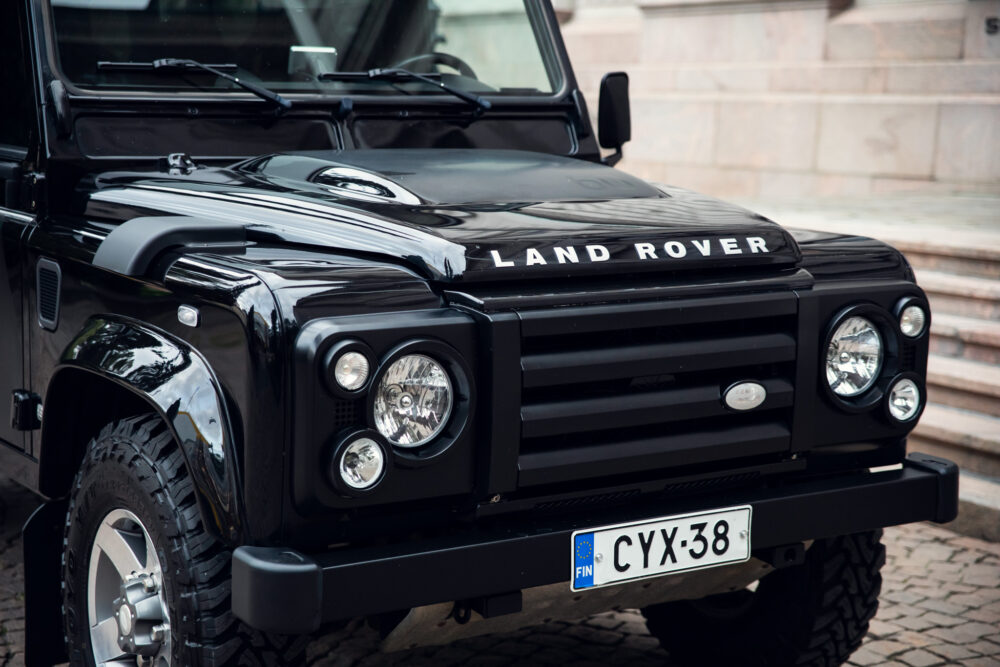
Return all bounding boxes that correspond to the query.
[899,305,927,338]
[338,438,384,489]
[333,351,370,391]
[888,378,921,422]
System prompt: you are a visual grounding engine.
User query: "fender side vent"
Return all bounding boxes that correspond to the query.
[37,258,62,331]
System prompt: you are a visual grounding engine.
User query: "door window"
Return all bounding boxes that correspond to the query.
[0,1,36,153]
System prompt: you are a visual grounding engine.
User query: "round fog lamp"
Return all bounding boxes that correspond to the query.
[888,378,921,422]
[333,351,370,391]
[826,316,883,397]
[899,305,927,338]
[338,438,385,489]
[374,354,453,448]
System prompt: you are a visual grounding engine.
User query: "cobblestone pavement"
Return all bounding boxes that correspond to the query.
[1,477,998,666]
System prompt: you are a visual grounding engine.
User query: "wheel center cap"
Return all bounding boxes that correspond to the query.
[118,604,134,636]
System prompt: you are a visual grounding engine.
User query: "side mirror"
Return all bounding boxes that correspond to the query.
[598,71,631,166]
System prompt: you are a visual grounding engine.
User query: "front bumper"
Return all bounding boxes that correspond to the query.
[232,453,957,635]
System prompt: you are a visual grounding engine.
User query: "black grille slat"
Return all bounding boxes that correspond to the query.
[518,421,791,487]
[521,333,795,388]
[521,378,793,438]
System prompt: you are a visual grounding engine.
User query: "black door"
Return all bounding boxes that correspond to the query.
[0,0,38,450]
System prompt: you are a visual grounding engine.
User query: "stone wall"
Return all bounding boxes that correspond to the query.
[559,0,1000,198]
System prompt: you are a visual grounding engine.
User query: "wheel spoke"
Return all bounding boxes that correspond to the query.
[91,617,128,664]
[94,520,145,579]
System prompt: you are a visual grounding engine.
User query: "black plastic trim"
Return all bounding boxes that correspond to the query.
[232,453,959,631]
[92,216,246,277]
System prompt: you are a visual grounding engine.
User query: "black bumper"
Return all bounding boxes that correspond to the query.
[232,453,958,634]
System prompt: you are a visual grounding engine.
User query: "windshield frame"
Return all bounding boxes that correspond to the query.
[33,0,573,108]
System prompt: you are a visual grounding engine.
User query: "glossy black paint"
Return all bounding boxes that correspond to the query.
[2,1,953,656]
[57,316,245,539]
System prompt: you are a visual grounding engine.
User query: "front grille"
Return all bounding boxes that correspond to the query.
[515,291,798,488]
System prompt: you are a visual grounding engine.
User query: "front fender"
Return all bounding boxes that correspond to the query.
[54,316,245,542]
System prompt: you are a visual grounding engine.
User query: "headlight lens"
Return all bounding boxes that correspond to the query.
[899,305,927,338]
[338,438,385,489]
[333,351,370,391]
[888,378,921,421]
[826,316,883,397]
[373,354,453,447]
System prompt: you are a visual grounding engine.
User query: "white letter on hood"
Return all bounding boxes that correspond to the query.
[554,246,579,264]
[586,245,610,262]
[491,250,515,268]
[692,239,712,256]
[526,248,547,266]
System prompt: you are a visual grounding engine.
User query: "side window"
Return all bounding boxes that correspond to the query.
[0,1,35,151]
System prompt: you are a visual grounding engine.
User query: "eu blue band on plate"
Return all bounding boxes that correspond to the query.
[573,532,595,589]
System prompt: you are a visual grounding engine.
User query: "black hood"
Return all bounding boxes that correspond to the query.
[86,149,801,283]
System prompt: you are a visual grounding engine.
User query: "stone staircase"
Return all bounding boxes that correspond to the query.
[904,245,1000,478]
[561,0,1000,198]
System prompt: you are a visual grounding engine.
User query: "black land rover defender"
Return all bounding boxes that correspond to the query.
[1,1,958,665]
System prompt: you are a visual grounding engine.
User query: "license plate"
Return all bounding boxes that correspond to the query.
[571,505,752,591]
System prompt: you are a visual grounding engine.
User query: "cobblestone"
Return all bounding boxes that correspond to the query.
[1,478,998,666]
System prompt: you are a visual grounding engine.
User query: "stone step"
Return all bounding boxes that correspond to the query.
[916,270,1000,320]
[825,2,968,62]
[944,470,1000,544]
[927,355,1000,418]
[909,404,1000,478]
[612,93,1000,189]
[930,314,1000,365]
[574,61,1000,96]
[900,242,1000,280]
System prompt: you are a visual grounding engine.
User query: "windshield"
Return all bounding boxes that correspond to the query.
[49,0,562,97]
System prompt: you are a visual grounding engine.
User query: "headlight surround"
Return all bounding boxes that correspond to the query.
[373,353,453,448]
[825,315,884,397]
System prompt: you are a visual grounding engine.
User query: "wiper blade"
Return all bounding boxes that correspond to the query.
[97,59,292,112]
[319,68,491,113]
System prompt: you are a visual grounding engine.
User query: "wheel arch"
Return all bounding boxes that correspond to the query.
[38,316,247,545]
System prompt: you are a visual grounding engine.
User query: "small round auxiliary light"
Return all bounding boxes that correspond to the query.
[333,351,370,392]
[337,438,385,490]
[888,378,921,422]
[724,382,767,411]
[899,305,927,338]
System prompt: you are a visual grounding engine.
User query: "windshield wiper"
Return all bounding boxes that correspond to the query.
[319,68,491,113]
[97,59,292,112]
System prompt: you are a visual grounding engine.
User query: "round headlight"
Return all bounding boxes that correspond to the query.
[899,305,927,338]
[374,354,453,448]
[888,378,921,422]
[826,316,883,397]
[333,351,370,391]
[337,438,385,489]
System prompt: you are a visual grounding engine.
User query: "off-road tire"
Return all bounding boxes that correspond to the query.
[642,530,885,667]
[62,414,310,666]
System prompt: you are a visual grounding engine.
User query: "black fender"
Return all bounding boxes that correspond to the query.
[46,316,246,543]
